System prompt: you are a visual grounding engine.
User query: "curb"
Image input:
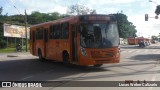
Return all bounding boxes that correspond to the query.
[7,55,18,57]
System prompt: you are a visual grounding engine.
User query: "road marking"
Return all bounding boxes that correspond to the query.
[121,49,160,54]
[21,76,33,80]
[148,75,156,90]
[148,62,160,90]
[20,69,55,80]
[151,74,156,81]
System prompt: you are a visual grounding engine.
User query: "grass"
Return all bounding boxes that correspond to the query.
[0,46,30,53]
[0,47,16,53]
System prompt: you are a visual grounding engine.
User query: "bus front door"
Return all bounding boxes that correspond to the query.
[32,31,35,55]
[44,29,48,58]
[71,25,78,63]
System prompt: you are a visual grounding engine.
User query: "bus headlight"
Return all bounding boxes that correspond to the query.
[81,47,87,56]
[118,47,121,53]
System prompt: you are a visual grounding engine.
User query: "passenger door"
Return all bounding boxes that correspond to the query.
[31,30,35,55]
[44,28,48,58]
[71,24,78,63]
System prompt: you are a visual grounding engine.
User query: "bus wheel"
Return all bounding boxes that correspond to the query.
[63,52,70,66]
[94,64,103,67]
[38,50,44,62]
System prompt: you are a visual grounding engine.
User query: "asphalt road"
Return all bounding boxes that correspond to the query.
[0,43,160,90]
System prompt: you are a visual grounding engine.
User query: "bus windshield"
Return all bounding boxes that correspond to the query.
[80,23,119,48]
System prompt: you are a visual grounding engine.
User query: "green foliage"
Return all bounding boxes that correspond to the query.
[155,5,160,15]
[0,7,3,16]
[151,35,158,41]
[28,11,66,24]
[0,47,16,53]
[0,6,68,49]
[0,7,7,48]
[67,4,96,15]
[113,13,137,38]
[0,37,7,48]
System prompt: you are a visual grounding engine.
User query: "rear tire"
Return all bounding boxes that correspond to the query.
[38,50,44,62]
[94,64,103,67]
[63,52,70,66]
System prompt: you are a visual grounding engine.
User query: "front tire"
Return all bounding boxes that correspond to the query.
[94,64,103,67]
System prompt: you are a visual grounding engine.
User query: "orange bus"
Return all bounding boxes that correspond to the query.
[30,14,120,67]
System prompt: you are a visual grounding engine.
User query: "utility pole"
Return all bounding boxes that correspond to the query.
[149,0,158,5]
[25,10,28,52]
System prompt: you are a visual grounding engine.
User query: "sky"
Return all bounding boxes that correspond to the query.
[1,0,160,38]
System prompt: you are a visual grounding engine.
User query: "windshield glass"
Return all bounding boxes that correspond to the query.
[80,23,119,48]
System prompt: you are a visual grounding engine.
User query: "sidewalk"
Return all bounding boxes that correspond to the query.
[120,42,160,48]
[0,52,34,60]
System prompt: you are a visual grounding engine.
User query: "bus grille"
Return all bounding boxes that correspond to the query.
[95,59,112,64]
[91,51,115,59]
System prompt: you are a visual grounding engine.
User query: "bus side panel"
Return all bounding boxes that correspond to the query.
[30,29,36,56]
[33,39,36,56]
[47,40,57,60]
[35,40,44,56]
[30,41,32,54]
[56,22,71,62]
[42,27,49,58]
[43,30,47,58]
[30,30,33,55]
[57,40,70,62]
[76,33,93,66]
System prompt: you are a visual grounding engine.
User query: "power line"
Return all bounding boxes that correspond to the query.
[5,0,22,15]
[10,0,22,14]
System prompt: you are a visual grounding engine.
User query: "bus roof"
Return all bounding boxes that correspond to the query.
[30,15,79,28]
[30,14,113,28]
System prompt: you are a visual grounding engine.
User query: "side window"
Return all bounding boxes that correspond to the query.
[54,25,61,39]
[36,28,44,40]
[49,25,53,39]
[61,22,69,39]
[50,24,61,39]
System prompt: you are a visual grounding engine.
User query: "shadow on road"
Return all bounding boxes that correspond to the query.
[0,58,109,81]
[130,54,160,61]
[0,56,159,81]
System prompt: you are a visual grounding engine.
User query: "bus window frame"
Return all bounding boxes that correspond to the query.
[44,29,48,42]
[61,22,69,39]
[49,22,69,40]
[50,24,61,39]
[35,28,44,40]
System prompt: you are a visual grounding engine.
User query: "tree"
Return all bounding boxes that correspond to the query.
[0,7,7,48]
[151,35,158,41]
[0,7,2,15]
[67,4,96,15]
[0,7,71,48]
[155,5,160,15]
[27,11,63,24]
[112,13,137,38]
